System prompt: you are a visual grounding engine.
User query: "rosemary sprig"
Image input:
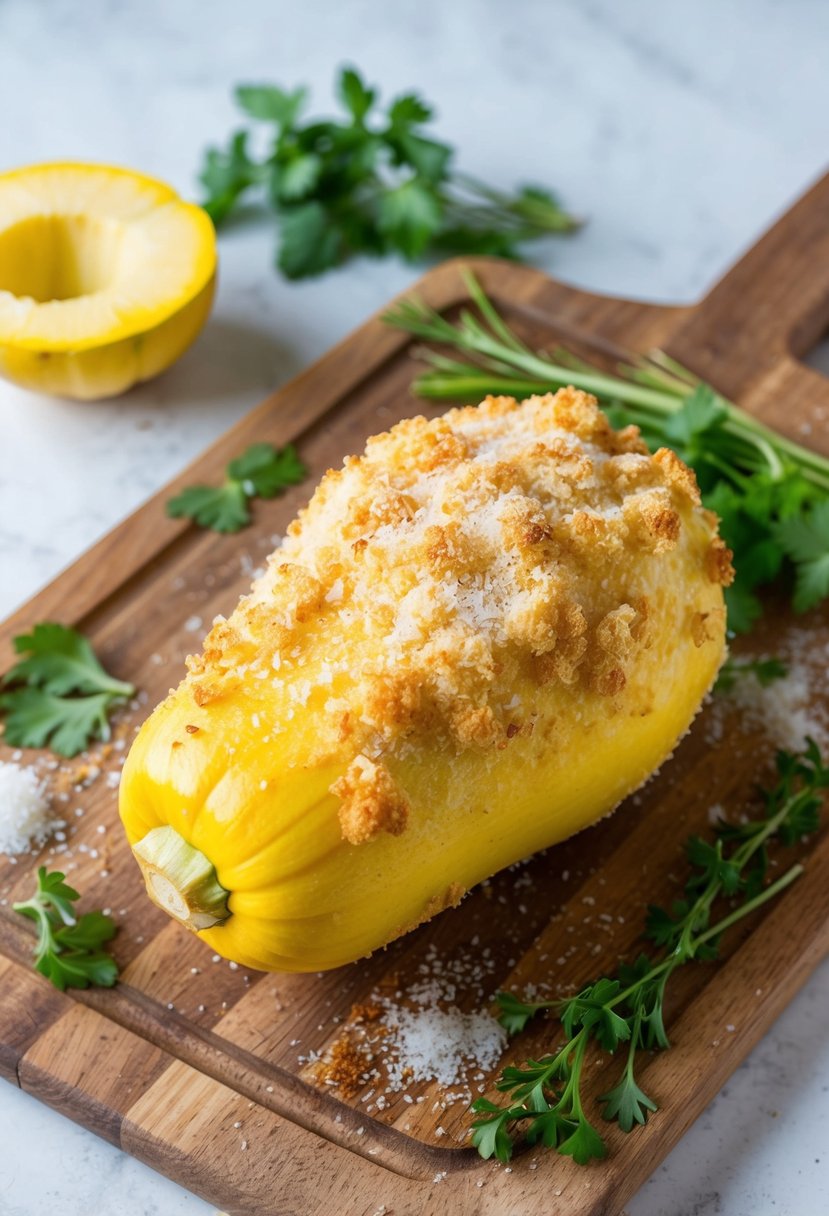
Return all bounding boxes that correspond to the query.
[383,272,829,632]
[470,741,829,1163]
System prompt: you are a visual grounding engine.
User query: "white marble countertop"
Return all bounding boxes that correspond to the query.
[1,1,827,1213]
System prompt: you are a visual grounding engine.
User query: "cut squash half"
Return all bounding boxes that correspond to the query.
[0,163,216,399]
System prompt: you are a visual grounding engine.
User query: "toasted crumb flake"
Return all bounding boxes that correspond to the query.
[332,755,409,844]
[180,389,725,822]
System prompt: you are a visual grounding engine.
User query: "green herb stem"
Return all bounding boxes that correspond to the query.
[385,271,829,627]
[471,743,828,1164]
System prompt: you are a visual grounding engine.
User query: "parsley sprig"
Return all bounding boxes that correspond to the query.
[471,741,829,1163]
[0,623,134,758]
[13,867,118,991]
[199,67,578,279]
[714,655,788,694]
[166,441,307,533]
[384,271,829,632]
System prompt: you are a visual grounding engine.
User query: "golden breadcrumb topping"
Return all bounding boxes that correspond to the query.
[184,390,732,843]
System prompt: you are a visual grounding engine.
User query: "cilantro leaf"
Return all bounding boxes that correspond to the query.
[278,201,344,278]
[467,740,826,1166]
[38,949,119,991]
[388,92,433,126]
[0,688,114,757]
[338,67,376,123]
[198,70,577,277]
[715,656,788,694]
[200,131,259,225]
[32,869,81,924]
[166,442,308,533]
[525,1108,577,1149]
[495,990,551,1035]
[558,1116,607,1165]
[4,622,133,699]
[775,500,829,612]
[227,441,306,497]
[235,83,307,126]
[377,180,442,259]
[470,1100,516,1162]
[55,910,117,951]
[385,274,829,624]
[600,1073,658,1132]
[0,624,134,757]
[276,153,323,202]
[388,130,452,182]
[685,836,741,897]
[662,384,729,446]
[724,581,764,635]
[13,868,119,992]
[166,480,251,533]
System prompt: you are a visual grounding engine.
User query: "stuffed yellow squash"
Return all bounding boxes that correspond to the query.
[120,389,732,971]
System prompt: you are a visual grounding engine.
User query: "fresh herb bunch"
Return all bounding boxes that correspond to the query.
[199,67,578,279]
[167,441,307,533]
[384,271,829,632]
[13,867,118,991]
[0,623,134,758]
[471,741,829,1164]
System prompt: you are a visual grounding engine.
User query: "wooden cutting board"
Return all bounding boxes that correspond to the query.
[2,172,829,1216]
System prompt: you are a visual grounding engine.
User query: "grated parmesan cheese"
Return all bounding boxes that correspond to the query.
[0,762,63,856]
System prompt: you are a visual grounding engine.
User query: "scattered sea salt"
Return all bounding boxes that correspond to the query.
[0,762,63,856]
[714,631,829,751]
[382,1002,506,1089]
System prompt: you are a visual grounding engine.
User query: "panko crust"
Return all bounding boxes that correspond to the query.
[182,389,733,843]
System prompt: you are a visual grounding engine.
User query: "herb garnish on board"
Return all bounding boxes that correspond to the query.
[13,867,119,991]
[166,441,307,533]
[199,67,578,279]
[0,623,134,758]
[471,742,829,1163]
[384,271,829,632]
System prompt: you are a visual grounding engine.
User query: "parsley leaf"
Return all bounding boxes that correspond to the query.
[235,83,308,126]
[470,741,827,1164]
[377,179,442,259]
[775,500,829,612]
[166,442,307,533]
[494,990,549,1035]
[13,868,118,992]
[0,624,134,757]
[558,1116,608,1165]
[470,1101,517,1162]
[338,66,376,123]
[715,656,788,694]
[276,153,323,202]
[199,130,260,225]
[600,1072,658,1133]
[199,67,578,278]
[166,481,250,533]
[278,202,344,279]
[385,271,829,627]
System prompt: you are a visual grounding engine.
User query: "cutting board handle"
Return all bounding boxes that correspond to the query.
[666,171,829,447]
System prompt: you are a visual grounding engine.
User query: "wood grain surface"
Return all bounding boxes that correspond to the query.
[2,173,829,1216]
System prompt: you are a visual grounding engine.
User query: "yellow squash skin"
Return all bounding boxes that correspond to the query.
[0,163,216,399]
[120,390,731,971]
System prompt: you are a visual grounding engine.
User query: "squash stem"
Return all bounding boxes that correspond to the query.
[132,826,230,931]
